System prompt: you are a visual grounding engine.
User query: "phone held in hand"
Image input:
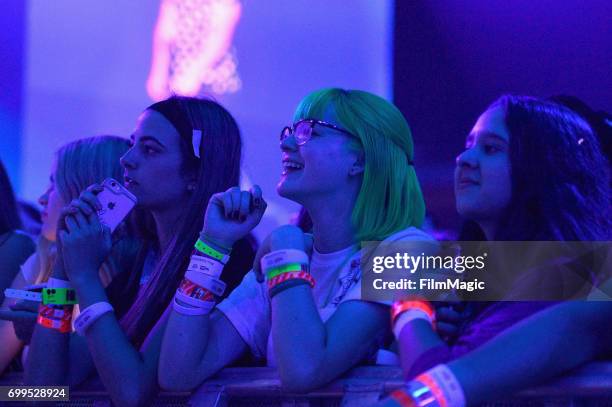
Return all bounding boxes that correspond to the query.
[97,178,137,233]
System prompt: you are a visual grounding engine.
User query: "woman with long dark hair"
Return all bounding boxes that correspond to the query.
[378,95,611,406]
[25,96,255,406]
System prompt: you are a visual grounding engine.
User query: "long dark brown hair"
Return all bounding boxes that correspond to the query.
[118,96,242,347]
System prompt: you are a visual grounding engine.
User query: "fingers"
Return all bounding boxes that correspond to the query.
[436,322,459,338]
[0,309,37,322]
[10,300,39,313]
[237,191,250,221]
[436,306,463,323]
[78,189,103,212]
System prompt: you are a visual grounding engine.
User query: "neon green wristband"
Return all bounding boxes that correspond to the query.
[195,239,230,263]
[266,263,305,280]
[42,287,78,305]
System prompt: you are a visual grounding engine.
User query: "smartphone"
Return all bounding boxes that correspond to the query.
[97,178,137,233]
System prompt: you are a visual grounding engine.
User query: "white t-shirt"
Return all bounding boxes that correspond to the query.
[216,226,436,365]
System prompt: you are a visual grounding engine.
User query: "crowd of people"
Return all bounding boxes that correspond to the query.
[0,89,610,406]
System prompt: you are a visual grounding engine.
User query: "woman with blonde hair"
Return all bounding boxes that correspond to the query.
[0,135,137,375]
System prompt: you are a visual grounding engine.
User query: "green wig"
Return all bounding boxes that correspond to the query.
[293,88,426,241]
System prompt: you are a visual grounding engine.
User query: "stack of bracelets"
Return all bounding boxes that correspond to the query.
[173,233,230,316]
[37,281,78,334]
[389,299,465,407]
[389,364,466,407]
[260,249,315,298]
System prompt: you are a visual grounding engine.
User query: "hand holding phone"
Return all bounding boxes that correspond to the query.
[96,178,137,233]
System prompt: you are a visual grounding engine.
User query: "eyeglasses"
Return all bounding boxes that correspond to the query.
[280,119,355,146]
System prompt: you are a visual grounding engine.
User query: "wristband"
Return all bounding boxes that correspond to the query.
[389,389,417,407]
[188,254,225,279]
[173,296,214,316]
[74,302,114,336]
[178,278,216,301]
[405,364,465,407]
[184,271,226,297]
[267,271,315,290]
[199,232,233,252]
[391,299,435,326]
[261,249,309,271]
[4,288,42,302]
[393,309,434,339]
[175,290,216,310]
[265,262,307,280]
[177,278,215,301]
[38,303,73,320]
[268,278,311,298]
[195,239,230,264]
[42,287,78,305]
[47,278,73,289]
[37,314,72,333]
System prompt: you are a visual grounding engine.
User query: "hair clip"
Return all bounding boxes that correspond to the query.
[192,129,203,158]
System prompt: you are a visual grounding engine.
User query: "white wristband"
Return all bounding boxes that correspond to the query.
[74,302,114,336]
[173,296,214,316]
[188,254,225,279]
[47,278,73,289]
[174,291,216,311]
[261,249,309,271]
[4,288,42,302]
[185,270,226,297]
[423,364,466,407]
[393,308,433,339]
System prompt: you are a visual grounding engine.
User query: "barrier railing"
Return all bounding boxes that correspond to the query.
[1,363,611,406]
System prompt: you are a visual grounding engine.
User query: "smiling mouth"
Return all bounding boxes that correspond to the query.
[281,161,304,175]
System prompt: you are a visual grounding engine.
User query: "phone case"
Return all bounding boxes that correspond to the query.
[97,178,137,233]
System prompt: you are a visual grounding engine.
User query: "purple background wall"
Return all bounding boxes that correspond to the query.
[394,1,612,232]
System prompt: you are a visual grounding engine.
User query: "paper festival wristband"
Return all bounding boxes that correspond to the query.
[37,315,72,334]
[38,303,73,320]
[269,278,313,299]
[184,270,226,297]
[42,287,78,305]
[408,364,466,407]
[187,254,225,279]
[265,263,307,280]
[194,239,230,264]
[393,309,435,339]
[199,232,233,253]
[389,389,418,407]
[267,271,315,289]
[74,302,114,336]
[178,278,216,301]
[260,249,309,271]
[173,296,214,316]
[175,290,216,310]
[391,299,435,326]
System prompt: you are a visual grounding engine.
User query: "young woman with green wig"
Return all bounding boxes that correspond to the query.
[159,88,440,392]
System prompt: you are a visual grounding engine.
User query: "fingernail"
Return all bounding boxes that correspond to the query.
[253,198,261,207]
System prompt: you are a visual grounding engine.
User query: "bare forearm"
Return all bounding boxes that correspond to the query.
[25,325,70,385]
[271,285,328,387]
[397,320,446,378]
[159,311,213,390]
[74,274,157,406]
[449,302,610,405]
